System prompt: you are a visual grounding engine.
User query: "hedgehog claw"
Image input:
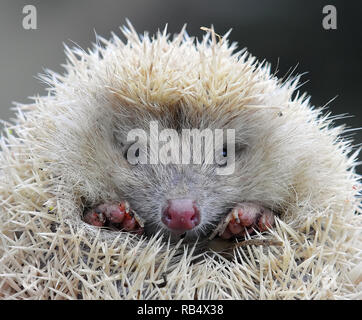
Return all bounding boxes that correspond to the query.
[209,202,274,240]
[131,209,145,228]
[83,201,144,235]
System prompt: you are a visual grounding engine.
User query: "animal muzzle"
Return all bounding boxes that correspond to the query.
[161,198,200,234]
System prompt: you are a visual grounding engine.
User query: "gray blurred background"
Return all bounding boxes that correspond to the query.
[0,0,361,172]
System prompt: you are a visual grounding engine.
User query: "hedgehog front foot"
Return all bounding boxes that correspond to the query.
[83,201,144,235]
[209,202,274,240]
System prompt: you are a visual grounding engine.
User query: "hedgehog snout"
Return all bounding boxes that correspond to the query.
[161,198,201,234]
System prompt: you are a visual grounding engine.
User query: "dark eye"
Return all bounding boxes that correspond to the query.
[217,147,228,167]
[124,142,146,166]
[125,148,139,160]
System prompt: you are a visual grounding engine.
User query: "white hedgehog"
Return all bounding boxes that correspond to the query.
[0,22,361,299]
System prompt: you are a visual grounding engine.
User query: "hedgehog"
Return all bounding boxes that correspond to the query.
[0,22,361,299]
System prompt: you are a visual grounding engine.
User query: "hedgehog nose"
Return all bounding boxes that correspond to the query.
[162,199,200,233]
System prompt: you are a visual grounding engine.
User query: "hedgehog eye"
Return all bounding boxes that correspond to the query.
[216,143,247,167]
[124,141,148,166]
[124,147,140,160]
[124,145,137,163]
[216,146,228,167]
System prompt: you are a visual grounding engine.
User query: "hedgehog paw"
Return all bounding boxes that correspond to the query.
[83,201,144,234]
[210,202,274,240]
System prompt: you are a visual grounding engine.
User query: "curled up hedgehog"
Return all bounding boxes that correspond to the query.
[0,22,361,299]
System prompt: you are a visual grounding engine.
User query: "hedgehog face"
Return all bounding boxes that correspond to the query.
[91,103,284,241]
[108,111,242,239]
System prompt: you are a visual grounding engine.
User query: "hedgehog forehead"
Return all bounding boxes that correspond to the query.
[111,100,250,134]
